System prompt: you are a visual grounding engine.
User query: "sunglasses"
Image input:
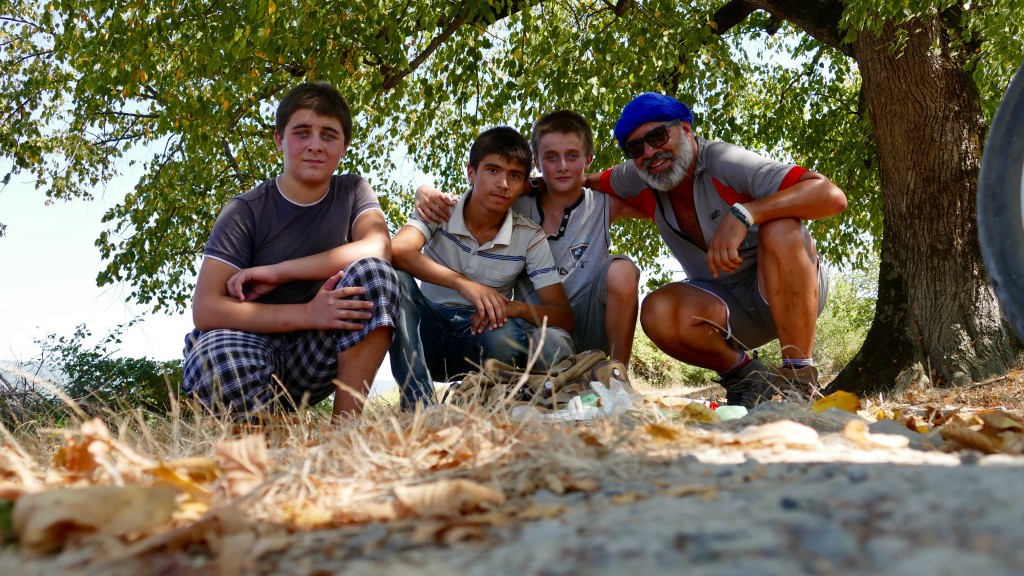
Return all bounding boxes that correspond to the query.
[620,119,680,159]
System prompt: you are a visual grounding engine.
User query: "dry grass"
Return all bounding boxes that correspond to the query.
[2,369,1023,573]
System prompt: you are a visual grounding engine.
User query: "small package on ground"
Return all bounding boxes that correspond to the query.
[443,349,641,412]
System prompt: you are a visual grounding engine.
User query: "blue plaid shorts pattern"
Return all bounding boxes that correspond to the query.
[182,257,400,413]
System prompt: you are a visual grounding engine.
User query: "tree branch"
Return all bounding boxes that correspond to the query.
[95,110,160,119]
[222,138,243,183]
[97,133,143,146]
[381,11,472,90]
[378,0,539,90]
[0,16,42,30]
[711,0,757,35]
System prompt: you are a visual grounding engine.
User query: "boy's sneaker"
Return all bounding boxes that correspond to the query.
[716,358,776,409]
[774,365,820,403]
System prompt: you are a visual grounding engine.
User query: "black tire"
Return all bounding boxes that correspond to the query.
[978,61,1024,340]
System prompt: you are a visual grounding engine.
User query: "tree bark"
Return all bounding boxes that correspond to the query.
[829,13,1021,393]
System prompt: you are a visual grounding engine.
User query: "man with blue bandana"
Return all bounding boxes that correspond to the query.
[588,93,847,408]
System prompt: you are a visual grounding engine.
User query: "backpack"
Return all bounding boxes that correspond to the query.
[441,349,640,412]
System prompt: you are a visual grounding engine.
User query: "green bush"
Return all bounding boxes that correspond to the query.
[629,327,716,388]
[37,321,182,415]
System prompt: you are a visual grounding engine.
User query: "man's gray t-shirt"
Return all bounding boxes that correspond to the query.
[512,189,611,304]
[605,135,806,284]
[204,174,382,304]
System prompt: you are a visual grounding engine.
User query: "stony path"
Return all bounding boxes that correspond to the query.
[268,429,1024,576]
[4,402,1024,576]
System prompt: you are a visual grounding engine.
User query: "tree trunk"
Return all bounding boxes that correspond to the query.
[827,14,1021,394]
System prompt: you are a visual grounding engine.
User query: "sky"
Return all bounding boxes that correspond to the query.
[0,173,195,363]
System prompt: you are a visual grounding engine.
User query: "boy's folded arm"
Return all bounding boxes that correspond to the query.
[414,184,456,224]
[510,283,575,331]
[392,225,509,330]
[193,258,374,334]
[252,211,392,285]
[390,225,463,288]
[192,258,314,333]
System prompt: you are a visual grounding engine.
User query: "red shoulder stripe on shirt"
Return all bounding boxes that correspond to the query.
[712,166,808,205]
[602,168,657,218]
[712,178,754,204]
[779,166,808,190]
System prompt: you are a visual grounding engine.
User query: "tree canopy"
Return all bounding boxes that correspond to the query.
[2,0,1022,387]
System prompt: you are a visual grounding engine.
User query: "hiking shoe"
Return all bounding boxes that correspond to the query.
[774,365,820,404]
[716,358,777,409]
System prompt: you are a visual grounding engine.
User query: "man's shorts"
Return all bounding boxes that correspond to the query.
[687,260,829,351]
[569,254,638,353]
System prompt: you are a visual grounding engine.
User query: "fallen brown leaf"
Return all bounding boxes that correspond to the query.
[977,410,1024,433]
[734,420,821,450]
[660,485,719,500]
[843,420,910,450]
[941,426,999,454]
[395,479,506,518]
[13,485,178,555]
[0,446,41,495]
[646,422,682,443]
[216,434,268,498]
[517,503,569,520]
[610,491,647,505]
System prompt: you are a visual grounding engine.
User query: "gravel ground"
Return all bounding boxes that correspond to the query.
[4,400,1023,576]
[262,407,1024,576]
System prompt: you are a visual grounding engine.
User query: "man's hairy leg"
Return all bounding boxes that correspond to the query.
[639,282,738,371]
[333,326,393,420]
[605,259,640,366]
[757,218,819,360]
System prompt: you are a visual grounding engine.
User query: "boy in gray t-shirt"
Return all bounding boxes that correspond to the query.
[183,82,399,421]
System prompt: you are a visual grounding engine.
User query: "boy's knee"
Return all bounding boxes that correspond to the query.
[536,327,574,367]
[479,321,528,364]
[607,258,640,297]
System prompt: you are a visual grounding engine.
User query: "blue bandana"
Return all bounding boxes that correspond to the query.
[614,93,694,145]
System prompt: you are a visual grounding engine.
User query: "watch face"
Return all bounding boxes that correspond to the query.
[978,61,1024,340]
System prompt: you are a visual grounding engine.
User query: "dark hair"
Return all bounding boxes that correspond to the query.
[275,82,353,144]
[468,126,532,172]
[531,110,594,158]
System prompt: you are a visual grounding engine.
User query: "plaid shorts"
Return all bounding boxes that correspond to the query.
[182,257,400,413]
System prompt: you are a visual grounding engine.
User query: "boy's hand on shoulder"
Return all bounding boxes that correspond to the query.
[457,279,509,335]
[306,271,374,330]
[227,265,283,302]
[414,184,456,224]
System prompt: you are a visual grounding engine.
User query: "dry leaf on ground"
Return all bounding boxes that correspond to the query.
[646,423,682,443]
[734,420,821,450]
[13,485,178,555]
[395,479,505,518]
[941,426,999,454]
[812,391,861,414]
[843,420,910,450]
[216,434,268,498]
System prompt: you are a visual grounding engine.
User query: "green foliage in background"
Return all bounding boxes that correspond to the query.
[37,321,181,414]
[4,0,1019,313]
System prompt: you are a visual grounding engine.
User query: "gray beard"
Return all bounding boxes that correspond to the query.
[638,138,693,191]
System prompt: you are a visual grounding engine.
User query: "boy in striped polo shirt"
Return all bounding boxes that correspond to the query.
[390,126,576,409]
